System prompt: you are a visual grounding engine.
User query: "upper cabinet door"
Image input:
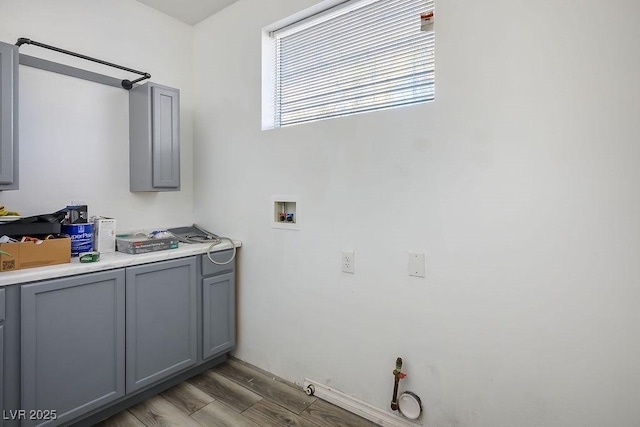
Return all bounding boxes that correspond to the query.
[0,41,18,189]
[151,85,180,188]
[129,82,180,192]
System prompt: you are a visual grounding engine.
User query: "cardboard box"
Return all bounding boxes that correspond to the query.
[116,235,179,255]
[0,237,71,272]
[93,217,116,253]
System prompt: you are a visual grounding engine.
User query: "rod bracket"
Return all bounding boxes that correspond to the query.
[16,38,31,47]
[122,73,152,90]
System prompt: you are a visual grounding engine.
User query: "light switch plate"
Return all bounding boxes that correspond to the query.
[408,252,425,277]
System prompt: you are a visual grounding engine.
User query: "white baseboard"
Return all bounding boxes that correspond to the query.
[303,378,420,427]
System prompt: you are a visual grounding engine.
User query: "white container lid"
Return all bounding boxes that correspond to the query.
[398,391,422,420]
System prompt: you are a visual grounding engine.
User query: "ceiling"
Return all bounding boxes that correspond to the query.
[135,0,239,25]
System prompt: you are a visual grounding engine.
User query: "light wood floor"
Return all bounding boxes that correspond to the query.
[96,358,380,427]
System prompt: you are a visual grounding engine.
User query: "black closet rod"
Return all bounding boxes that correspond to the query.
[16,37,150,90]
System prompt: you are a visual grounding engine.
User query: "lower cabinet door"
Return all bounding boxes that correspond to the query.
[202,271,236,360]
[21,270,126,427]
[0,323,4,427]
[125,257,197,393]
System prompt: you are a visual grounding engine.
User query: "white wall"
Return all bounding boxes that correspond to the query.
[193,1,640,426]
[0,0,195,230]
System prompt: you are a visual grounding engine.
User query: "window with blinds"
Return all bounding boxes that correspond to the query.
[267,0,435,128]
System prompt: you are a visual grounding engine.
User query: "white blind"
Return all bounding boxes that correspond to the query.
[273,0,435,127]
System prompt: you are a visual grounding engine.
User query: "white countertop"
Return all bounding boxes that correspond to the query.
[0,239,241,287]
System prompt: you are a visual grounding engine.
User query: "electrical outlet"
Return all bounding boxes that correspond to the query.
[342,251,355,274]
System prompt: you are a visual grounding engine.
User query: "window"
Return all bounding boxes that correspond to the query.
[263,0,435,128]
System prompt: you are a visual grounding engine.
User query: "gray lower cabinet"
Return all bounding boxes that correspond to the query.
[125,257,197,393]
[0,41,19,190]
[0,323,3,427]
[201,250,236,360]
[11,253,233,426]
[0,288,4,427]
[20,270,126,427]
[202,272,236,359]
[129,82,180,192]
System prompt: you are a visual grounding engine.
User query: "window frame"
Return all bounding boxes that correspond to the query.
[262,0,435,129]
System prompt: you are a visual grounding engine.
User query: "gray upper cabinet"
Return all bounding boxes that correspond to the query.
[20,270,126,427]
[125,257,197,393]
[0,41,19,190]
[129,82,180,191]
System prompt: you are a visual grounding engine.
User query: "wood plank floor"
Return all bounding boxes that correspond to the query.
[96,359,379,427]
